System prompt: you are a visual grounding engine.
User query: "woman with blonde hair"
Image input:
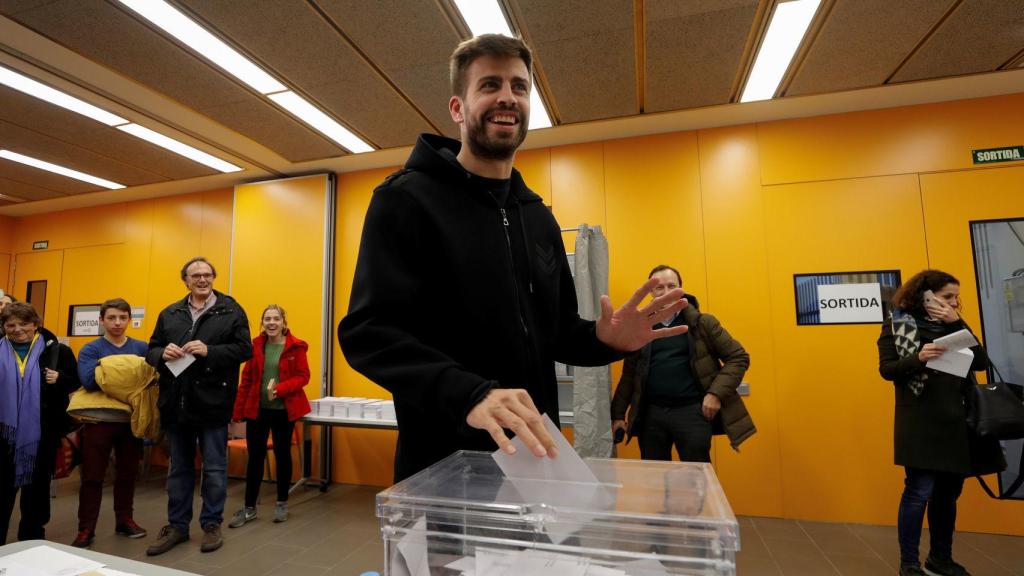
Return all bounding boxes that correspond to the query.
[229,305,310,526]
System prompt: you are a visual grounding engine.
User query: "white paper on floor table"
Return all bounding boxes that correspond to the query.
[376,451,739,575]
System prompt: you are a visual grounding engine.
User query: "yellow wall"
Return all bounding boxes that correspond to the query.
[231,175,329,398]
[331,93,1024,535]
[230,175,331,479]
[332,167,400,487]
[0,215,12,294]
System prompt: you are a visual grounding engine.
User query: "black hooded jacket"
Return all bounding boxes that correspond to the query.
[37,327,80,438]
[339,134,618,481]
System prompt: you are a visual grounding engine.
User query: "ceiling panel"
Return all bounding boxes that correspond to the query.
[3,0,346,161]
[0,161,99,196]
[0,120,167,186]
[0,88,216,180]
[645,0,759,113]
[0,0,53,15]
[787,0,954,96]
[514,0,636,123]
[316,0,461,138]
[0,176,68,201]
[183,0,435,149]
[891,0,1024,83]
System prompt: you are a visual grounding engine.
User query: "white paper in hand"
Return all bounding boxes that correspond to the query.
[492,414,613,544]
[926,347,974,378]
[165,352,195,377]
[932,328,978,351]
[491,413,598,483]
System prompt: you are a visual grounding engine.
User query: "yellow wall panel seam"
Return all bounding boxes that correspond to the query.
[916,173,932,270]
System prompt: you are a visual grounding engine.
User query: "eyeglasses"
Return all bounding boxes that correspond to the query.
[188,273,214,280]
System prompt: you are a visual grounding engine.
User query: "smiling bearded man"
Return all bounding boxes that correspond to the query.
[339,34,688,482]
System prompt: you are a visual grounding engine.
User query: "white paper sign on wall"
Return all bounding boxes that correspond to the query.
[70,306,102,336]
[818,283,883,324]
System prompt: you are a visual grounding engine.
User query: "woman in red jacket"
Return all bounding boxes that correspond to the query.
[229,304,310,527]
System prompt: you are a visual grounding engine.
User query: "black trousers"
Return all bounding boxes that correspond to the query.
[244,409,295,507]
[0,434,59,544]
[638,403,713,463]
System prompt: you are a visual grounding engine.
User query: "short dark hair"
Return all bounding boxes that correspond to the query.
[892,269,960,313]
[1,302,42,327]
[450,34,533,96]
[648,264,682,286]
[100,298,132,318]
[180,257,217,282]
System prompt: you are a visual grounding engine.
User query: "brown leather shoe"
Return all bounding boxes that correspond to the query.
[200,523,223,553]
[146,525,188,556]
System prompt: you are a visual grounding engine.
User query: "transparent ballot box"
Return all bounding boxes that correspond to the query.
[376,451,739,575]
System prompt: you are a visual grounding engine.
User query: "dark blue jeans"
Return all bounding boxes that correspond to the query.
[897,467,964,566]
[166,423,228,534]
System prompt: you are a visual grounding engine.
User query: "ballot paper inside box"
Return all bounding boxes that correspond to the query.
[376,451,738,576]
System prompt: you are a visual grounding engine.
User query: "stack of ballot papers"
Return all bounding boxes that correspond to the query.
[925,328,979,378]
[311,397,396,420]
[0,545,139,576]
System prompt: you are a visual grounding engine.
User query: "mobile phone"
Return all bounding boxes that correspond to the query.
[923,290,937,307]
[613,427,626,444]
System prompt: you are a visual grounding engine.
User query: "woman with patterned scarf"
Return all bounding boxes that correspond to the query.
[0,302,80,543]
[877,269,1002,576]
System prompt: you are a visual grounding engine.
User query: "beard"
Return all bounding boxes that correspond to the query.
[463,104,528,161]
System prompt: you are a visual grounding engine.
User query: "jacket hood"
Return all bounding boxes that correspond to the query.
[684,293,700,310]
[406,133,543,205]
[38,326,59,344]
[253,331,308,353]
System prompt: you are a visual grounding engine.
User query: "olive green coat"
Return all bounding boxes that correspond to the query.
[611,301,756,449]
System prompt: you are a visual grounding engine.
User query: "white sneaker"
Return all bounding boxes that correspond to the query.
[273,502,288,523]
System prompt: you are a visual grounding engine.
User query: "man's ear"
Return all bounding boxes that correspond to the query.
[449,95,464,124]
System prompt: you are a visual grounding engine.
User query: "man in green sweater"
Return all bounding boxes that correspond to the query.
[612,265,755,461]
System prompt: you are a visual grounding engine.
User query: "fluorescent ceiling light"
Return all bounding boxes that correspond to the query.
[118,0,285,94]
[0,149,125,189]
[453,0,514,36]
[451,0,553,129]
[0,65,128,126]
[118,0,375,150]
[740,0,821,103]
[268,91,373,153]
[529,89,552,130]
[0,65,244,172]
[117,124,242,173]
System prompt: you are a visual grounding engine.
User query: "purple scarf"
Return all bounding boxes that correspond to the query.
[0,336,44,486]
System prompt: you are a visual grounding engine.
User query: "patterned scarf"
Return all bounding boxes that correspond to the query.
[890,310,928,396]
[0,335,44,486]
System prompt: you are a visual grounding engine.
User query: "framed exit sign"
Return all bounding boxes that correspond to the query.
[972,146,1024,165]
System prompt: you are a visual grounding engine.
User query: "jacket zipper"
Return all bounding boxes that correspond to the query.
[496,201,529,337]
[177,306,221,412]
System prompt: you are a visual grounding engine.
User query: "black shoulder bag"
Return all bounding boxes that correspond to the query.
[970,365,1024,500]
[967,365,1024,440]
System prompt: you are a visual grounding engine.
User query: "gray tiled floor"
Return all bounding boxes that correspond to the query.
[8,470,1024,575]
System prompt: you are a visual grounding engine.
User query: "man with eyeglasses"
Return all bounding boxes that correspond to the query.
[145,257,252,556]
